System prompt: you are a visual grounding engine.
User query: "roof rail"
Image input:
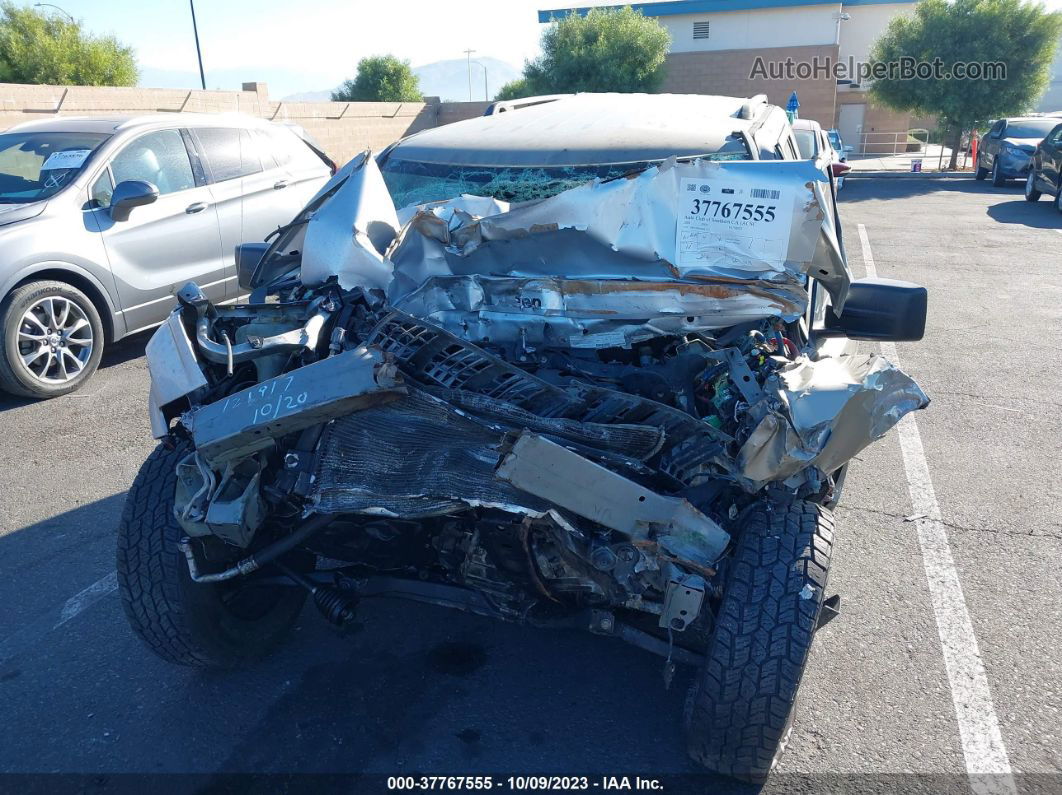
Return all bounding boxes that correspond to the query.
[484,94,573,116]
[739,94,769,120]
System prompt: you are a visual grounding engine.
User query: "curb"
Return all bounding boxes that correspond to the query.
[846,171,972,179]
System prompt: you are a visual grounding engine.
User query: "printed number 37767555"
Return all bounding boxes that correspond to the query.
[688,199,776,222]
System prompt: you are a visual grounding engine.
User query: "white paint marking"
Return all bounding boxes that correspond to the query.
[858,223,1015,794]
[55,572,117,628]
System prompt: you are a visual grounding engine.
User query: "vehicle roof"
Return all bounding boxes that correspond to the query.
[4,113,281,136]
[791,118,823,131]
[389,93,772,167]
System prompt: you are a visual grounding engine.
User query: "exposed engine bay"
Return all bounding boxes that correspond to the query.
[144,152,928,664]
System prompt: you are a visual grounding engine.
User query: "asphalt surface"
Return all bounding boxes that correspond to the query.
[0,175,1060,794]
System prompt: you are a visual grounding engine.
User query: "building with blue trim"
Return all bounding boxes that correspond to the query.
[537,0,924,151]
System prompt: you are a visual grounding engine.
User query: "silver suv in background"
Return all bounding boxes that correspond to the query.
[0,114,333,398]
[976,116,1060,186]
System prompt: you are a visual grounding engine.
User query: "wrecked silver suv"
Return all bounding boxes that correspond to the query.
[117,94,928,781]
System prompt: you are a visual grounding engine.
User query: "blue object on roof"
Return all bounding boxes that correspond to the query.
[787,91,800,112]
[538,0,916,23]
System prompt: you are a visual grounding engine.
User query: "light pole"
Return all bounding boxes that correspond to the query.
[472,60,489,101]
[33,3,74,22]
[463,48,475,101]
[189,0,207,91]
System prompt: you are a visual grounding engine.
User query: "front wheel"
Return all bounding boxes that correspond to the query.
[685,501,833,782]
[991,158,1007,187]
[1056,187,1062,214]
[1025,172,1041,202]
[117,442,308,667]
[0,280,104,398]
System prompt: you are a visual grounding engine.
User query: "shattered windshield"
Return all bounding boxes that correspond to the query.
[0,131,109,203]
[381,150,749,207]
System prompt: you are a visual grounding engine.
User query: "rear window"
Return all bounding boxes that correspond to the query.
[793,129,818,159]
[382,149,749,208]
[195,127,262,182]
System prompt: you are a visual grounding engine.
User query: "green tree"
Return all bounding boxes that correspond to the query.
[0,2,137,86]
[494,78,533,101]
[503,6,670,99]
[332,55,423,102]
[869,0,1062,168]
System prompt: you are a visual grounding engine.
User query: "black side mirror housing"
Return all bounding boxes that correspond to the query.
[824,277,927,341]
[110,180,158,222]
[236,243,271,291]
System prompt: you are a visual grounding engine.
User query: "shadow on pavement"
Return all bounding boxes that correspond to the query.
[0,493,734,783]
[840,175,1021,202]
[987,198,1062,229]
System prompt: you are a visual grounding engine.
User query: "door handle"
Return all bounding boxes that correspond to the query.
[273,180,289,190]
[185,202,208,214]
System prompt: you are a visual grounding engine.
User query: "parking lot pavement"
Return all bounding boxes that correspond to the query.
[0,175,1059,791]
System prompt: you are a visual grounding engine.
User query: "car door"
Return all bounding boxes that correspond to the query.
[89,128,225,335]
[257,125,332,210]
[1042,125,1062,194]
[192,126,294,291]
[983,120,1005,168]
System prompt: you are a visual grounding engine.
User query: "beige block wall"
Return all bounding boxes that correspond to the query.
[661,44,840,127]
[0,81,466,165]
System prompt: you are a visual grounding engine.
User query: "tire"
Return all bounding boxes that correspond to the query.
[0,280,105,399]
[1057,188,1062,215]
[991,158,1007,187]
[1025,172,1041,202]
[117,442,308,668]
[974,163,987,180]
[686,501,833,782]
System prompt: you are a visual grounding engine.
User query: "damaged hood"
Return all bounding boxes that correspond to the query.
[299,153,849,350]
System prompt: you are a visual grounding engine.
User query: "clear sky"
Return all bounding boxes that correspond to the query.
[21,0,1062,99]
[29,0,553,97]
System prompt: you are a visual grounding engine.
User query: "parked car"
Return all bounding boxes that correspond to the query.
[118,93,928,783]
[0,113,333,398]
[791,118,850,188]
[827,128,850,162]
[975,116,1060,186]
[1024,120,1062,211]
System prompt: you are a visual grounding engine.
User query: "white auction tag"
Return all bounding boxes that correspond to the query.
[676,177,793,270]
[41,149,92,171]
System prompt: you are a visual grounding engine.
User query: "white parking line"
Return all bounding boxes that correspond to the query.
[858,224,1015,794]
[55,572,117,628]
[0,571,117,665]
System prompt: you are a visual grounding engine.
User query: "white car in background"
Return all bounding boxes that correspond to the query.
[792,118,849,188]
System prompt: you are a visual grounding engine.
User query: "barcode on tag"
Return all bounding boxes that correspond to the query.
[750,188,780,199]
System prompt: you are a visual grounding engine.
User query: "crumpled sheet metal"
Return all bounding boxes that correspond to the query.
[384,157,848,346]
[299,155,849,347]
[300,152,398,291]
[737,353,930,484]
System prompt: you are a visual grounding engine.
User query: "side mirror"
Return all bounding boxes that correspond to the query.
[824,277,927,342]
[235,243,271,291]
[831,162,852,178]
[110,180,158,222]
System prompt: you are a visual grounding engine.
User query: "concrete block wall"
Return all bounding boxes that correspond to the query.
[0,81,461,165]
[661,44,840,128]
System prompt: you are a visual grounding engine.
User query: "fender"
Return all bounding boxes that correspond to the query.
[0,260,123,341]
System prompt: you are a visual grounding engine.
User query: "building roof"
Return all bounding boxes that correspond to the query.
[389,93,765,167]
[538,0,915,22]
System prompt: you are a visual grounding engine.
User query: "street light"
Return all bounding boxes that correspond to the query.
[33,3,74,22]
[471,60,489,102]
[188,0,207,91]
[463,48,475,102]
